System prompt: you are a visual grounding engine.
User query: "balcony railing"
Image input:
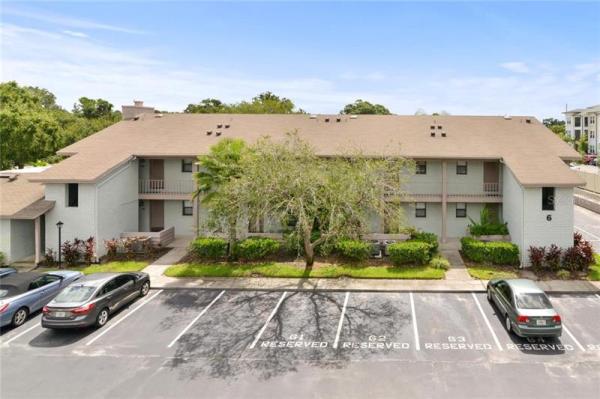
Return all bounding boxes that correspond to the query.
[483,182,501,195]
[139,179,194,195]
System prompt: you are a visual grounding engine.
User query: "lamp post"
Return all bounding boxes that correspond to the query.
[56,221,63,267]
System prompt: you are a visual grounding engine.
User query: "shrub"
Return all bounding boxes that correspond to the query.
[545,244,562,271]
[104,239,119,258]
[556,269,571,280]
[430,256,450,270]
[83,237,95,264]
[528,246,546,269]
[234,237,281,261]
[61,240,82,266]
[388,241,432,266]
[409,231,438,255]
[0,251,4,266]
[44,248,56,267]
[191,237,228,259]
[335,239,372,261]
[562,241,594,273]
[468,207,509,236]
[461,237,519,265]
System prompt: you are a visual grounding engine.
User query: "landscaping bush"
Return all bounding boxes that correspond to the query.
[461,237,519,265]
[104,239,119,258]
[335,239,372,261]
[528,246,546,269]
[388,241,432,266]
[61,240,83,266]
[562,241,594,273]
[556,269,571,280]
[409,231,438,255]
[83,237,95,264]
[468,207,509,236]
[544,244,562,271]
[44,248,56,267]
[190,237,228,259]
[430,256,450,270]
[234,237,281,261]
[0,251,4,266]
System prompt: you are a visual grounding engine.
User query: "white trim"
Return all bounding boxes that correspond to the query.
[249,291,287,349]
[333,292,350,349]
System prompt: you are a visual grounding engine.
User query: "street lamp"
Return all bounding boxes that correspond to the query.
[56,221,64,267]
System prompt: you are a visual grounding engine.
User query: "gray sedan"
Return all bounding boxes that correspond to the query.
[487,279,562,338]
[0,271,83,328]
[41,272,150,329]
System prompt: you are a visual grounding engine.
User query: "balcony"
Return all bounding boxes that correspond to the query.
[139,179,194,200]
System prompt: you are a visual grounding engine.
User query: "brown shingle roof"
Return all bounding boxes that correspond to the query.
[0,175,46,218]
[29,114,584,187]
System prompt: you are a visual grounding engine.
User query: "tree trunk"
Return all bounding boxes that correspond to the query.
[227,218,237,258]
[302,229,315,268]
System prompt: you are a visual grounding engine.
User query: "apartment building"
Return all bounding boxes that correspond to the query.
[3,102,583,266]
[564,104,600,154]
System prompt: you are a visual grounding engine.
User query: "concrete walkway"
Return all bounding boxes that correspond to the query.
[441,249,471,281]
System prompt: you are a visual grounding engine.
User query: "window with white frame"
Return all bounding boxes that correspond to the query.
[415,202,426,218]
[456,160,468,175]
[182,200,193,215]
[456,203,467,218]
[181,159,193,173]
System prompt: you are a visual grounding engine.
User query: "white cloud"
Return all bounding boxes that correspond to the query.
[3,6,146,35]
[500,62,530,74]
[2,22,599,119]
[62,30,89,39]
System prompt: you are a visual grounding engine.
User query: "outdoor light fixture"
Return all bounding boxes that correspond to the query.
[56,221,64,266]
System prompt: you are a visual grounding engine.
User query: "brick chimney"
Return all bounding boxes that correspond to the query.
[122,100,155,120]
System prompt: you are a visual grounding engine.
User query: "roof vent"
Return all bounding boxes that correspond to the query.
[206,130,213,135]
[349,115,358,119]
[441,132,447,137]
[525,118,531,124]
[504,115,512,120]
[224,124,230,128]
[336,118,341,123]
[437,125,442,130]
[215,131,222,136]
[324,118,330,123]
[430,125,435,130]
[430,132,436,137]
[309,115,317,119]
[217,124,223,128]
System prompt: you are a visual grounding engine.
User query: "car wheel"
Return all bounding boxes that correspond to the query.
[140,281,150,297]
[505,315,512,333]
[12,307,29,327]
[95,308,110,328]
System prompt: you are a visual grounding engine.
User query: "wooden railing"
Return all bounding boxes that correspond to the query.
[139,179,194,195]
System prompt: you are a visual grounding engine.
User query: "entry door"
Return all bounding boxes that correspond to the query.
[149,201,164,232]
[149,159,164,190]
[483,162,500,193]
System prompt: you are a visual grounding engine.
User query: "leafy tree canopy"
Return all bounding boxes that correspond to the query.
[340,99,391,115]
[184,92,304,114]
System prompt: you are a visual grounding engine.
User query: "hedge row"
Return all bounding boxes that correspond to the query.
[460,237,519,265]
[528,233,594,273]
[387,241,433,265]
[335,239,372,261]
[190,237,281,261]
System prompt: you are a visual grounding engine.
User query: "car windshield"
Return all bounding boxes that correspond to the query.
[53,285,96,303]
[515,293,552,309]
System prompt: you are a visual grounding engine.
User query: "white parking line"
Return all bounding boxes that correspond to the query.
[167,290,225,348]
[562,324,586,352]
[409,292,420,351]
[471,293,503,351]
[2,322,41,347]
[333,292,350,349]
[249,291,287,349]
[574,226,600,241]
[85,289,163,346]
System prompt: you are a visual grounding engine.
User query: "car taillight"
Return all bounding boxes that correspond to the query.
[516,315,529,324]
[42,306,50,314]
[71,303,95,315]
[0,303,9,313]
[553,315,561,324]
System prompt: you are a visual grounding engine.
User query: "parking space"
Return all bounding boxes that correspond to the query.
[1,289,599,398]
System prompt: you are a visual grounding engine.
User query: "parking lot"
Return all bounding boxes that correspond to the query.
[1,289,599,399]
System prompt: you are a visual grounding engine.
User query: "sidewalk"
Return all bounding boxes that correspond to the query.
[143,248,600,294]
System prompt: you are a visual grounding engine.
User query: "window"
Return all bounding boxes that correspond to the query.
[181,159,193,173]
[456,203,467,218]
[182,200,193,216]
[456,160,468,175]
[29,275,60,290]
[574,116,581,127]
[584,117,588,127]
[248,215,265,233]
[67,183,78,207]
[542,187,555,211]
[415,161,427,175]
[415,202,426,218]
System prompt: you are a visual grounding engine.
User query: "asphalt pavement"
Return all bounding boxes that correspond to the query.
[1,289,599,399]
[575,205,600,253]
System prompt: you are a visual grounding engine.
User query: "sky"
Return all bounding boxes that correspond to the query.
[2,1,600,119]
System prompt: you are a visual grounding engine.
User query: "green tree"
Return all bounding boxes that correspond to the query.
[184,92,304,114]
[73,97,119,119]
[341,99,391,115]
[184,99,230,114]
[207,133,412,268]
[543,118,571,143]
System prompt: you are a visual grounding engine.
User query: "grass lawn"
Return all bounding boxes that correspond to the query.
[38,261,149,275]
[466,264,519,280]
[165,262,445,279]
[588,254,600,281]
